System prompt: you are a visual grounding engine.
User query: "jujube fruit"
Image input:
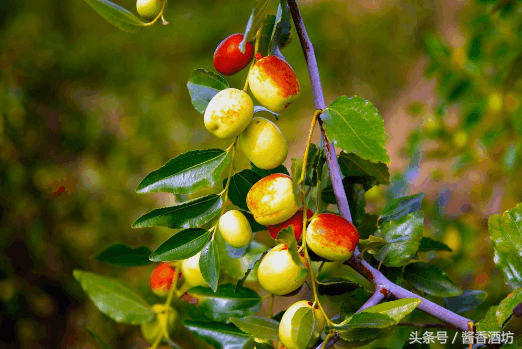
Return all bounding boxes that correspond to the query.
[180,252,207,287]
[238,117,288,170]
[204,88,254,139]
[246,173,299,226]
[218,210,253,248]
[279,300,325,349]
[150,263,182,297]
[257,243,308,295]
[248,55,300,113]
[268,208,313,241]
[136,0,163,21]
[305,213,359,262]
[214,34,254,76]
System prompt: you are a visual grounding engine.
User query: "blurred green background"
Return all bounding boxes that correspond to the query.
[0,0,521,348]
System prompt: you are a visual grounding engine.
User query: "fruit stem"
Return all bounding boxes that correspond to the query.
[141,0,169,27]
[148,329,164,349]
[220,137,237,216]
[268,293,275,318]
[243,28,262,92]
[319,331,335,349]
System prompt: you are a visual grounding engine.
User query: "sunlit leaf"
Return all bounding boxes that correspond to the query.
[184,320,254,349]
[136,149,230,195]
[477,288,522,332]
[73,270,153,325]
[291,307,317,349]
[132,194,222,229]
[239,0,274,53]
[488,203,522,289]
[380,193,424,222]
[200,240,220,292]
[321,96,390,164]
[230,316,279,341]
[149,228,210,262]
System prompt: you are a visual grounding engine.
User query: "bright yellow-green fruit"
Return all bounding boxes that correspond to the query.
[238,117,288,170]
[136,0,163,21]
[204,88,254,139]
[257,244,308,295]
[246,174,299,226]
[218,210,253,248]
[248,55,300,113]
[140,304,177,344]
[181,252,207,287]
[279,300,325,349]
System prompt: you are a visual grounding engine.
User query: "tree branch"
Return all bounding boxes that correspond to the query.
[355,286,386,313]
[286,1,473,347]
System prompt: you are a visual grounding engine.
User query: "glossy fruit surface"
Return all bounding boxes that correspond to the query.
[279,300,325,349]
[140,304,177,344]
[246,173,299,226]
[213,34,254,76]
[268,208,313,241]
[204,88,254,139]
[180,252,207,287]
[257,244,308,295]
[248,55,300,113]
[238,117,288,170]
[218,210,253,248]
[306,213,359,262]
[136,0,163,21]
[150,263,181,297]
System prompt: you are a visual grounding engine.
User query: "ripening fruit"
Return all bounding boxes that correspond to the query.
[218,210,253,248]
[248,55,300,113]
[213,34,254,76]
[140,304,178,344]
[246,173,299,226]
[181,252,207,287]
[257,244,308,295]
[136,0,163,21]
[238,117,288,170]
[279,300,325,349]
[306,213,359,262]
[150,263,182,297]
[204,88,254,139]
[268,208,313,241]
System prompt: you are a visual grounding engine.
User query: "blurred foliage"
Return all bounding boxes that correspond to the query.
[0,0,520,348]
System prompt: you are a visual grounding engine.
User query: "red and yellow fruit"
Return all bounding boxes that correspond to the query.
[213,34,254,76]
[257,244,308,295]
[248,55,300,113]
[305,213,359,262]
[238,117,288,170]
[268,208,313,241]
[150,263,182,297]
[246,174,299,226]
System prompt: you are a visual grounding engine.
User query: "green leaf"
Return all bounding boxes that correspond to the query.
[362,298,422,322]
[239,0,274,53]
[291,307,317,349]
[250,163,289,177]
[488,203,522,289]
[502,336,522,349]
[375,212,424,267]
[184,320,254,349]
[321,96,390,164]
[240,210,267,233]
[275,226,304,267]
[418,237,452,252]
[338,152,390,185]
[230,316,279,341]
[87,329,113,349]
[136,149,230,195]
[338,312,396,329]
[82,0,144,33]
[256,15,276,57]
[187,69,229,114]
[200,240,220,292]
[338,327,393,343]
[340,289,373,318]
[225,170,262,211]
[149,228,210,262]
[94,244,151,266]
[404,263,462,297]
[132,194,222,229]
[185,284,262,323]
[316,278,360,296]
[477,288,522,332]
[73,270,153,325]
[444,290,487,314]
[380,193,425,222]
[358,236,387,256]
[234,245,268,291]
[269,1,292,53]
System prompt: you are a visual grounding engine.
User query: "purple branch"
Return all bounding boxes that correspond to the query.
[355,286,385,313]
[286,1,473,347]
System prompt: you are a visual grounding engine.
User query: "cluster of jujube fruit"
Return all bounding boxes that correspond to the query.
[141,33,360,349]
